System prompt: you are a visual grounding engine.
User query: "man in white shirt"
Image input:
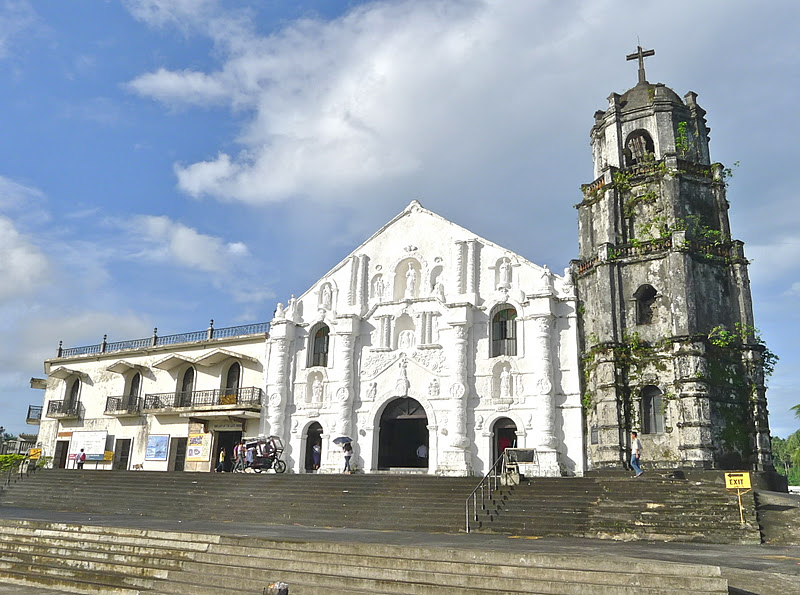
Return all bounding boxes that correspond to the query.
[631,431,644,477]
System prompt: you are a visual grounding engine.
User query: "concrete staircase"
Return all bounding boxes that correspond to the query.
[0,519,730,594]
[0,469,760,542]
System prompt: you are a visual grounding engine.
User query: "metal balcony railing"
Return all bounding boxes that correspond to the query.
[105,396,143,415]
[26,405,43,424]
[46,400,83,419]
[143,387,263,411]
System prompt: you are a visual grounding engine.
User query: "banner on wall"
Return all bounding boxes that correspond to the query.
[69,431,108,461]
[186,433,212,462]
[145,434,169,461]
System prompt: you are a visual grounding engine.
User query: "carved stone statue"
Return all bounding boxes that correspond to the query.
[500,366,511,399]
[372,276,384,300]
[321,284,332,310]
[498,259,511,289]
[396,359,410,396]
[311,377,322,404]
[398,330,414,350]
[366,382,377,401]
[429,377,440,397]
[274,302,285,319]
[405,263,417,299]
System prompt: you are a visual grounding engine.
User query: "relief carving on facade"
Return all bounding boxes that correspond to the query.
[411,348,445,373]
[361,351,398,379]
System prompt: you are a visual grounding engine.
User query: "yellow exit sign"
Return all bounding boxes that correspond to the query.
[725,472,751,489]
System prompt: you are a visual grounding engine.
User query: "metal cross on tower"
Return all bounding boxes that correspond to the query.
[626,45,655,84]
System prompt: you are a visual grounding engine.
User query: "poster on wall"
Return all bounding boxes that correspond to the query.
[69,431,108,461]
[186,433,212,462]
[145,434,169,461]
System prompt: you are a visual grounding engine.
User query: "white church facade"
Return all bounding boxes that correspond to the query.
[32,201,585,477]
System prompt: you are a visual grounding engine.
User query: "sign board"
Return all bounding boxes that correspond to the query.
[186,433,212,462]
[103,450,114,461]
[725,472,751,489]
[145,434,169,461]
[505,448,537,463]
[28,448,42,460]
[69,430,108,462]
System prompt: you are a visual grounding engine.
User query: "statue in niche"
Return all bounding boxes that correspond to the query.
[500,366,512,399]
[429,377,440,397]
[372,276,384,300]
[398,330,415,350]
[274,302,285,319]
[366,382,377,401]
[321,284,332,310]
[287,295,297,319]
[475,415,484,431]
[498,259,511,290]
[405,263,417,299]
[396,359,410,396]
[311,377,322,404]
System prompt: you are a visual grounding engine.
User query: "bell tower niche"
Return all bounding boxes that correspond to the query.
[574,47,773,472]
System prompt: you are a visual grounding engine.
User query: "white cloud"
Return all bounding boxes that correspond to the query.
[0,174,45,211]
[0,216,49,302]
[0,0,37,61]
[127,68,229,107]
[129,214,249,274]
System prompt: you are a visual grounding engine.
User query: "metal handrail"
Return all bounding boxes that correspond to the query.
[465,452,508,533]
[1,458,39,490]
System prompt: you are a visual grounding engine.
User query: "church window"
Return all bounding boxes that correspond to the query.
[310,324,330,367]
[66,377,81,409]
[633,284,657,325]
[225,362,241,392]
[641,385,665,434]
[491,307,517,357]
[624,130,655,167]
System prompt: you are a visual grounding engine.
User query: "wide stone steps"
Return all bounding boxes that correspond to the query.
[0,520,729,594]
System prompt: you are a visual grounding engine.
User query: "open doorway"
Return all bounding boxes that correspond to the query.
[214,431,242,472]
[492,417,517,463]
[378,397,428,470]
[304,422,323,472]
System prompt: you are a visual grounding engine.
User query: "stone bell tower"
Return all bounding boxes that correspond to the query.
[574,47,772,471]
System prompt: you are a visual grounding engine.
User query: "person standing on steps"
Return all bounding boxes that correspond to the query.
[76,449,86,470]
[631,431,644,477]
[342,441,353,474]
[233,440,246,473]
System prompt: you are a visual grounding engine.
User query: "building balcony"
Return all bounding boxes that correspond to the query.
[46,400,83,420]
[26,405,43,425]
[105,396,143,417]
[142,387,263,415]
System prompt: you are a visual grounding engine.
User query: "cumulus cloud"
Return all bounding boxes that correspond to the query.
[0,216,49,302]
[128,0,615,204]
[128,214,250,274]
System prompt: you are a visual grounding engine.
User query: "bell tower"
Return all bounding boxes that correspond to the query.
[575,47,773,471]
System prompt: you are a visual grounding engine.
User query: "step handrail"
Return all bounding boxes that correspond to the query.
[465,452,508,533]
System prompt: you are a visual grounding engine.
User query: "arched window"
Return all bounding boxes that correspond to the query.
[634,284,657,325]
[225,362,241,392]
[128,372,141,397]
[491,307,517,357]
[178,367,194,407]
[641,385,665,434]
[310,324,330,367]
[66,378,81,407]
[624,130,655,167]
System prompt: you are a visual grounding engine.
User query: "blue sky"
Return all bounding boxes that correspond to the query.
[1,0,799,441]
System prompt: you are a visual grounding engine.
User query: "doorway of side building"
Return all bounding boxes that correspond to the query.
[493,417,517,463]
[214,431,242,472]
[113,438,132,470]
[168,437,188,471]
[53,440,69,469]
[304,422,323,472]
[378,397,429,470]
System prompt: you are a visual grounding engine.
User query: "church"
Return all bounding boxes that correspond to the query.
[30,49,773,477]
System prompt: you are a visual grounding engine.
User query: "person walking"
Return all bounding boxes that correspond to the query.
[631,431,644,478]
[215,448,226,472]
[233,440,246,473]
[312,443,321,470]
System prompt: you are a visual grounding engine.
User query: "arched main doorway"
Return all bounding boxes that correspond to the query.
[493,417,517,462]
[304,422,323,472]
[378,397,428,469]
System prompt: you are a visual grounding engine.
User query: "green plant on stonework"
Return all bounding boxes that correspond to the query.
[675,121,691,156]
[712,161,740,188]
[0,454,26,471]
[623,190,658,219]
[611,170,633,193]
[576,302,585,316]
[708,323,779,380]
[581,392,594,413]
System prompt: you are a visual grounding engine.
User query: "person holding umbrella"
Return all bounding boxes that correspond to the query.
[334,437,353,474]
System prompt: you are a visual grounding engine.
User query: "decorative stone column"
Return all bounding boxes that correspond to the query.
[335,316,359,440]
[530,315,560,476]
[439,313,472,476]
[262,317,294,443]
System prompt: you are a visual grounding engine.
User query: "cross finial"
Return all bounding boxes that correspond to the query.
[626,45,655,84]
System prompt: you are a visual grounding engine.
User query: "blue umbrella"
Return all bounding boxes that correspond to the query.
[332,436,352,445]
